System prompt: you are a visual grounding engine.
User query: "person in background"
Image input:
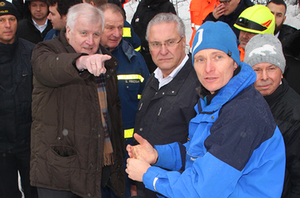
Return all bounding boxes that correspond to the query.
[266,0,297,44]
[0,1,37,198]
[244,33,300,198]
[203,0,253,38]
[99,3,150,198]
[30,3,125,197]
[133,12,200,197]
[131,0,176,73]
[17,0,52,44]
[188,0,219,48]
[43,0,82,40]
[83,0,142,52]
[126,21,286,198]
[234,4,275,61]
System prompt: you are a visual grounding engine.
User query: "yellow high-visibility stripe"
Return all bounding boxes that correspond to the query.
[124,128,134,138]
[135,46,141,51]
[117,74,144,83]
[137,94,141,99]
[123,27,131,37]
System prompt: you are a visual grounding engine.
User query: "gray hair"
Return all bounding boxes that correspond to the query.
[145,13,185,41]
[66,3,105,32]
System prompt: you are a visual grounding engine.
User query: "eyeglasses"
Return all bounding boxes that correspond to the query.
[219,0,231,5]
[149,37,183,49]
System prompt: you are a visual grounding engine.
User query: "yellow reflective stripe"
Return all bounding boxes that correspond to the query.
[135,46,141,51]
[123,27,131,37]
[117,74,144,83]
[137,94,141,99]
[124,128,134,138]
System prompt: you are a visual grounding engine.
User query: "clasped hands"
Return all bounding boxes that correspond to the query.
[76,54,111,76]
[126,133,158,182]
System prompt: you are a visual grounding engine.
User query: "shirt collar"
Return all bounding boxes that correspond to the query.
[32,18,48,33]
[154,55,188,89]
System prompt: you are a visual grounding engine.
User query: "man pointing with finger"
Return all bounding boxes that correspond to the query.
[30,3,125,198]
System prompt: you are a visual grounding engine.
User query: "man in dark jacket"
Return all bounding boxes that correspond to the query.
[133,13,200,197]
[245,33,300,198]
[30,3,125,198]
[131,0,176,73]
[203,0,253,38]
[17,0,52,44]
[267,0,297,45]
[99,3,150,198]
[0,1,37,198]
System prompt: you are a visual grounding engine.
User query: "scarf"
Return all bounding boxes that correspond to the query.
[96,74,114,166]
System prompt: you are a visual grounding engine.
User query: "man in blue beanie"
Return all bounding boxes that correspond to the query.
[125,21,286,197]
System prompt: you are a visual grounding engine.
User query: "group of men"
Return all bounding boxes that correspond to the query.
[1,0,300,198]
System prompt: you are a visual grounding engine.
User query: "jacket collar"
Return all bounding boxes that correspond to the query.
[200,63,256,113]
[264,78,288,106]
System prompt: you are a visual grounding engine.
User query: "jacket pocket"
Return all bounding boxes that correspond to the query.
[46,145,80,188]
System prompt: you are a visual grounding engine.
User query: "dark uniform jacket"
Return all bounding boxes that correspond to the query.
[264,78,300,198]
[131,0,176,73]
[0,37,35,154]
[30,29,125,198]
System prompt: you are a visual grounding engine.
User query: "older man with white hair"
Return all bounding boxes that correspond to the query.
[30,3,125,198]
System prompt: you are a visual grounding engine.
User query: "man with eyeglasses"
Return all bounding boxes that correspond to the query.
[203,0,253,38]
[132,12,200,198]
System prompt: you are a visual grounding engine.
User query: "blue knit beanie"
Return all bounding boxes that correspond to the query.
[192,21,241,67]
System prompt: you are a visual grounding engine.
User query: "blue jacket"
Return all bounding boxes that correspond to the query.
[111,40,149,135]
[143,63,286,198]
[43,29,60,41]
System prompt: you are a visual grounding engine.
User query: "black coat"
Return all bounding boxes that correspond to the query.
[17,16,52,44]
[133,56,200,197]
[134,56,200,146]
[131,0,176,73]
[0,37,35,154]
[264,79,300,198]
[283,29,300,95]
[278,24,297,45]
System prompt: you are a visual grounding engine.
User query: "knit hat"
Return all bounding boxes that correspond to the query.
[244,33,286,74]
[192,21,241,67]
[0,1,18,17]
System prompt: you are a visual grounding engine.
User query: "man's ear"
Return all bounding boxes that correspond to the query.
[66,26,71,41]
[283,15,286,24]
[90,1,96,6]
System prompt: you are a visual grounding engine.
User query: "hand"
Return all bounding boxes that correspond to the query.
[126,157,151,182]
[212,4,226,19]
[76,54,111,76]
[127,133,158,164]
